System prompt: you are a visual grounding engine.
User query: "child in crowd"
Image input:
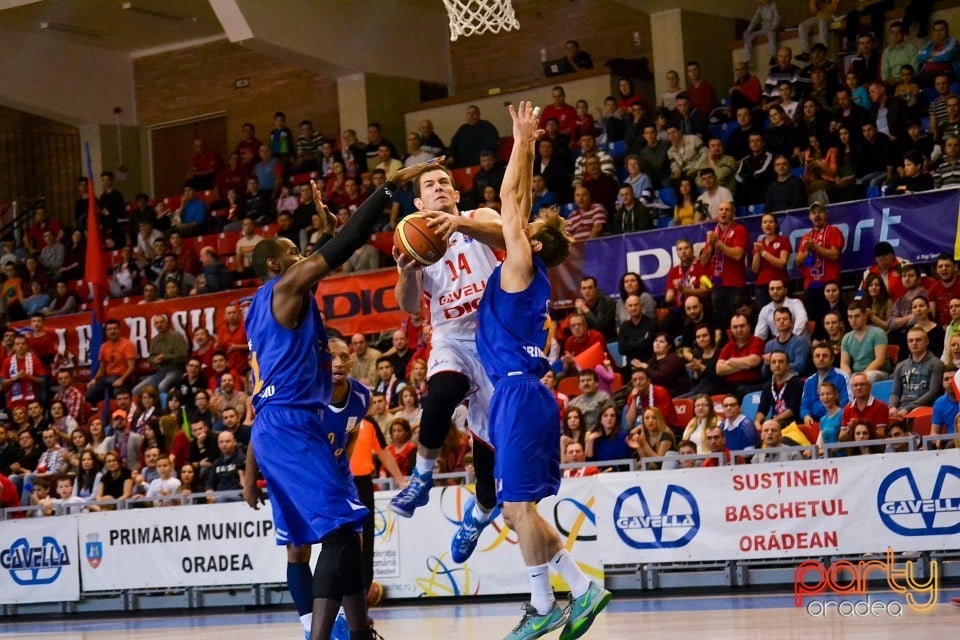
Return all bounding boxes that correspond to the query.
[146,456,182,506]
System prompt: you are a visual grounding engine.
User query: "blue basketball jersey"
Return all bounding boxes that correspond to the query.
[324,378,370,473]
[245,277,331,412]
[477,257,552,385]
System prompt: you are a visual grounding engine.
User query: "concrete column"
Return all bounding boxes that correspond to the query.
[650,10,686,108]
[337,74,369,144]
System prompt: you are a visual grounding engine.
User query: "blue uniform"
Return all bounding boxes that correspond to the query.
[477,258,560,503]
[245,279,368,546]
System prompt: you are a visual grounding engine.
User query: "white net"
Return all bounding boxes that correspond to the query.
[442,0,520,41]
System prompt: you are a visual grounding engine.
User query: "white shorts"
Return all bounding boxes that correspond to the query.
[427,336,493,443]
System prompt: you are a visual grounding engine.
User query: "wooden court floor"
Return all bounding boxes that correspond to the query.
[5,591,960,639]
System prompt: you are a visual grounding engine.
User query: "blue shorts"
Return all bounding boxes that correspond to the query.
[489,375,561,504]
[252,405,368,546]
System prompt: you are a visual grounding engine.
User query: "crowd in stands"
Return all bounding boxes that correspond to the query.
[4,3,960,518]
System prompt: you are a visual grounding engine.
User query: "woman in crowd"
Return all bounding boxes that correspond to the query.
[802,134,833,201]
[794,100,829,151]
[58,228,85,281]
[392,386,422,432]
[911,295,945,358]
[671,177,699,226]
[627,407,676,469]
[95,451,133,508]
[944,333,960,369]
[616,77,645,115]
[681,323,723,398]
[829,126,860,202]
[616,271,655,325]
[49,400,79,436]
[407,358,429,397]
[177,463,204,503]
[862,274,892,331]
[88,417,113,463]
[160,400,191,469]
[62,428,92,474]
[190,390,215,429]
[751,213,791,308]
[765,105,798,161]
[131,386,161,434]
[681,394,718,453]
[623,155,653,205]
[73,450,103,502]
[815,381,844,457]
[561,406,587,453]
[385,418,417,477]
[644,332,690,398]
[574,99,596,141]
[661,70,682,111]
[840,419,883,455]
[585,404,631,467]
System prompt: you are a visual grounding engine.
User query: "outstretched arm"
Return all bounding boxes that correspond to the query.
[498,101,542,293]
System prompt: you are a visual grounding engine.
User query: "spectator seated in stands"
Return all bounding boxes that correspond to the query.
[695,168,734,222]
[619,294,657,367]
[801,343,852,424]
[584,404,631,466]
[918,19,960,86]
[728,61,763,115]
[741,0,779,64]
[624,366,680,431]
[857,122,897,189]
[580,156,620,218]
[641,332,691,398]
[171,185,208,237]
[205,431,244,503]
[694,139,737,196]
[734,133,775,206]
[566,185,607,241]
[373,357,406,411]
[930,367,959,446]
[718,394,759,451]
[558,312,606,377]
[755,350,804,432]
[888,326,945,420]
[636,124,670,187]
[680,393,717,453]
[615,183,655,234]
[761,307,811,378]
[626,407,676,469]
[666,124,705,184]
[764,155,806,214]
[531,176,559,219]
[716,313,765,396]
[574,276,616,340]
[622,154,655,205]
[934,136,960,187]
[568,369,613,429]
[679,323,723,398]
[534,138,572,202]
[755,279,809,341]
[751,420,803,463]
[672,93,708,140]
[145,455,181,506]
[1,334,45,411]
[763,47,800,104]
[701,424,733,467]
[449,104,499,168]
[539,85,578,145]
[561,441,599,477]
[842,372,890,433]
[841,300,890,383]
[197,246,234,294]
[887,150,935,194]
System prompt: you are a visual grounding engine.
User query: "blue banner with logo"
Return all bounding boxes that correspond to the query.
[551,190,960,303]
[0,516,79,604]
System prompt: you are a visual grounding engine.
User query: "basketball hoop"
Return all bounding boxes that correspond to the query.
[442,0,520,41]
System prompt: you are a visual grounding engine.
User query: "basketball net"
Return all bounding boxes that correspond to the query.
[442,0,520,41]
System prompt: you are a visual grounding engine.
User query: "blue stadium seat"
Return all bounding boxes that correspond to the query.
[866,185,882,199]
[920,116,931,134]
[562,202,577,218]
[658,187,677,208]
[919,87,938,109]
[871,379,893,404]
[616,165,627,182]
[656,215,672,228]
[736,206,750,218]
[746,204,764,215]
[607,140,627,160]
[606,341,623,367]
[951,82,960,95]
[791,166,804,178]
[709,123,726,143]
[742,391,762,422]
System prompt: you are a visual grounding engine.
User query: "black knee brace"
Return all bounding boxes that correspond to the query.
[471,438,497,511]
[418,371,471,450]
[312,527,363,600]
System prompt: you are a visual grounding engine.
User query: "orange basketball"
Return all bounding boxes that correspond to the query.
[367,581,384,607]
[393,214,447,266]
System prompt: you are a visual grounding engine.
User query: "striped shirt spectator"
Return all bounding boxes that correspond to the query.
[567,186,607,241]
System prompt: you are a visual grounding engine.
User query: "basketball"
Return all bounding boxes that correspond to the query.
[367,581,384,607]
[394,215,446,266]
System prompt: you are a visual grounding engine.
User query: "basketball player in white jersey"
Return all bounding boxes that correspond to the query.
[389,165,505,564]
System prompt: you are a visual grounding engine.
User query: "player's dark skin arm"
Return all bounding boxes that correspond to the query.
[273,159,444,329]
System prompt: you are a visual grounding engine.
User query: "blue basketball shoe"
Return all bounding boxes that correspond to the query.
[388,468,433,518]
[450,496,495,563]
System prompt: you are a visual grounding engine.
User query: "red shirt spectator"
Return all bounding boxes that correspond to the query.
[539,87,579,144]
[1,336,46,409]
[928,254,960,326]
[841,396,889,431]
[216,304,249,376]
[753,230,791,288]
[0,473,22,517]
[796,202,844,288]
[25,207,63,253]
[702,203,749,288]
[626,368,680,428]
[686,62,719,117]
[563,317,606,358]
[717,319,765,387]
[25,317,57,366]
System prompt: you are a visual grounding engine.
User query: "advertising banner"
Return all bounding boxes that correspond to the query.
[77,501,297,591]
[595,451,960,564]
[551,190,960,302]
[374,480,603,598]
[0,515,80,604]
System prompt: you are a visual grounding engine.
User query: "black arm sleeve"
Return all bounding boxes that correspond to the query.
[317,183,395,270]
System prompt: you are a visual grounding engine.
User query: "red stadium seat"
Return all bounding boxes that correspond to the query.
[216,231,241,257]
[799,422,820,444]
[497,136,513,163]
[163,195,182,211]
[200,190,219,205]
[450,165,479,193]
[610,373,624,393]
[557,376,581,398]
[906,406,933,436]
[673,398,694,424]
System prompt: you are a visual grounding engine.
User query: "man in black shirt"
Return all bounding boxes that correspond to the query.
[205,430,244,502]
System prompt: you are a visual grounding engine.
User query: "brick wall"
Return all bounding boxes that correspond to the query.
[448,0,652,94]
[134,40,340,153]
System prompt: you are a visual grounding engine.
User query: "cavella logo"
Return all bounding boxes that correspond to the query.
[0,536,71,585]
[876,466,960,537]
[612,485,699,549]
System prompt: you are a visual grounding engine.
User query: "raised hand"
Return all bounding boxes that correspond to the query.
[389,156,446,186]
[508,101,544,145]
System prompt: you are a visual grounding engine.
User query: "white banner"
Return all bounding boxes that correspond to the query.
[596,451,960,564]
[78,501,296,591]
[374,480,603,599]
[0,515,80,604]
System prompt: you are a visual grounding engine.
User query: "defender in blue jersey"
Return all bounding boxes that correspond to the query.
[241,161,437,640]
[477,102,610,640]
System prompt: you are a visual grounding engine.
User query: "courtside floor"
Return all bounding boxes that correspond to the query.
[5,589,960,639]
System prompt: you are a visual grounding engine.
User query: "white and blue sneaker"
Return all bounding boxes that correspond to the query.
[388,468,433,518]
[329,609,349,640]
[450,497,495,563]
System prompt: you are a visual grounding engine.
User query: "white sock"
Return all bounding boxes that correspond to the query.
[415,457,437,477]
[551,549,591,599]
[299,612,311,632]
[528,563,555,615]
[472,501,493,524]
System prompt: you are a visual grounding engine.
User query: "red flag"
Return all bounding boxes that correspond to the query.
[84,172,107,318]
